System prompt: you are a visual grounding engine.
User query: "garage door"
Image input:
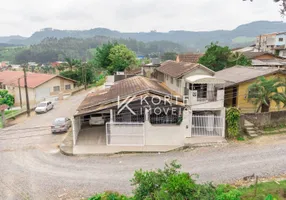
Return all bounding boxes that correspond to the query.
[191,115,224,136]
[106,122,144,146]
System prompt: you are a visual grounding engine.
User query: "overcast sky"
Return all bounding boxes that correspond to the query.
[0,0,285,36]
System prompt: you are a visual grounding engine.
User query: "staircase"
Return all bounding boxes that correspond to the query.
[244,120,259,137]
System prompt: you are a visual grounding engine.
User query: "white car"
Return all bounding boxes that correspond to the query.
[35,101,53,113]
[89,114,105,125]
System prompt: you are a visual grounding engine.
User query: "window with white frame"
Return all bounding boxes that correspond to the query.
[53,86,60,92]
[65,84,71,90]
[279,38,284,42]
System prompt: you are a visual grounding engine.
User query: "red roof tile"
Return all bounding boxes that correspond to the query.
[0,71,76,88]
[177,53,204,63]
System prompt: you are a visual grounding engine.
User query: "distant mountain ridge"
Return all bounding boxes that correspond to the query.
[1,21,286,50]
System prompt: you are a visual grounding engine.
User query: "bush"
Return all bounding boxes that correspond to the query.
[88,191,131,200]
[226,107,241,139]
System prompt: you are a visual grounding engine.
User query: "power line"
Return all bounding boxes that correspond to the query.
[23,66,30,117]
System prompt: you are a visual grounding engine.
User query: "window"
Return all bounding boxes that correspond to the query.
[53,86,60,92]
[65,84,71,90]
[171,77,173,84]
[279,38,284,42]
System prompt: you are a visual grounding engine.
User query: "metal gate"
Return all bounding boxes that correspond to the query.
[191,115,224,136]
[106,122,145,146]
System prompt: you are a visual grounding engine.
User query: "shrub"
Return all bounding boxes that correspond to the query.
[88,191,131,200]
[226,107,241,139]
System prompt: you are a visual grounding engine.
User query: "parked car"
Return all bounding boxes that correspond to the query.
[89,114,105,125]
[51,117,72,133]
[35,101,53,113]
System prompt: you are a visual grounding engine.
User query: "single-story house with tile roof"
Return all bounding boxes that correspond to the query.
[0,71,77,107]
[73,76,190,149]
[176,53,204,63]
[215,66,286,113]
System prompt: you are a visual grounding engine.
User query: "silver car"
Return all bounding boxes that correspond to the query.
[51,117,72,133]
[35,101,53,113]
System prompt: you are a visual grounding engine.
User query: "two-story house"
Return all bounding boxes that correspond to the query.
[275,32,286,58]
[156,60,226,138]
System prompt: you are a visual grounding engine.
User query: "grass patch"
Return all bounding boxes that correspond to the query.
[239,180,286,200]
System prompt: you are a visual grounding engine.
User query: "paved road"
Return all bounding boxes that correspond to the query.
[1,91,286,199]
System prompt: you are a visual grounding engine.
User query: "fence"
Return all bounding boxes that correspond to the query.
[106,122,145,146]
[192,115,224,136]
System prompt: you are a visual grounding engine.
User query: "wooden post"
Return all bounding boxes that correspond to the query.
[18,78,23,108]
[23,66,30,117]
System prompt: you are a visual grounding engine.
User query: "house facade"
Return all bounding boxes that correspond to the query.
[155,61,226,138]
[0,71,77,107]
[215,66,286,113]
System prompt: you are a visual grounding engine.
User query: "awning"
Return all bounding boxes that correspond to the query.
[185,75,226,84]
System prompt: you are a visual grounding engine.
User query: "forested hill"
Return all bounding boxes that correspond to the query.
[11,36,187,64]
[2,21,286,50]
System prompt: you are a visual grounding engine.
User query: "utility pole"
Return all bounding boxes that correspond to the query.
[23,66,30,117]
[18,78,23,108]
[84,64,87,90]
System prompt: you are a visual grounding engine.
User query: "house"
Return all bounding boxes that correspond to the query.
[241,52,286,68]
[256,33,277,53]
[176,53,204,63]
[0,71,77,107]
[142,58,161,78]
[73,76,188,149]
[72,69,226,150]
[155,60,226,137]
[215,66,286,113]
[274,32,286,58]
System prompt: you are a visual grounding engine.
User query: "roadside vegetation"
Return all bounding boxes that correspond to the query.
[88,161,285,200]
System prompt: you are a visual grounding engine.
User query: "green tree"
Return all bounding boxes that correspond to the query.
[228,52,252,66]
[161,52,177,61]
[63,57,81,71]
[247,76,286,112]
[108,44,137,74]
[0,90,14,127]
[199,43,252,71]
[90,42,117,70]
[199,43,232,71]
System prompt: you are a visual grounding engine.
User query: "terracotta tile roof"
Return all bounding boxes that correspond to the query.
[76,76,180,114]
[240,52,283,59]
[177,53,204,63]
[215,66,281,87]
[0,71,76,88]
[156,60,214,78]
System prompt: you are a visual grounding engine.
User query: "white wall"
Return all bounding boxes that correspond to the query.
[73,116,81,145]
[189,89,224,110]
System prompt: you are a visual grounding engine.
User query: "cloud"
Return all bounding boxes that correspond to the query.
[0,0,284,36]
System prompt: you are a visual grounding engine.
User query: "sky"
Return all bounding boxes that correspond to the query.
[0,0,285,37]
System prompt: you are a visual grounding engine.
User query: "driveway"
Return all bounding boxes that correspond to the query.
[0,89,90,152]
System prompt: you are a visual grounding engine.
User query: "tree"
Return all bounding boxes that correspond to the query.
[63,58,81,71]
[90,42,117,70]
[243,0,286,15]
[199,43,252,71]
[108,44,137,74]
[0,90,14,127]
[161,52,177,61]
[228,52,252,66]
[247,76,286,112]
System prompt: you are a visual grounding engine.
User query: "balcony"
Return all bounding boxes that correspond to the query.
[184,75,225,110]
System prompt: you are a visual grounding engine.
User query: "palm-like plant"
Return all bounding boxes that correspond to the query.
[247,76,286,112]
[64,58,81,71]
